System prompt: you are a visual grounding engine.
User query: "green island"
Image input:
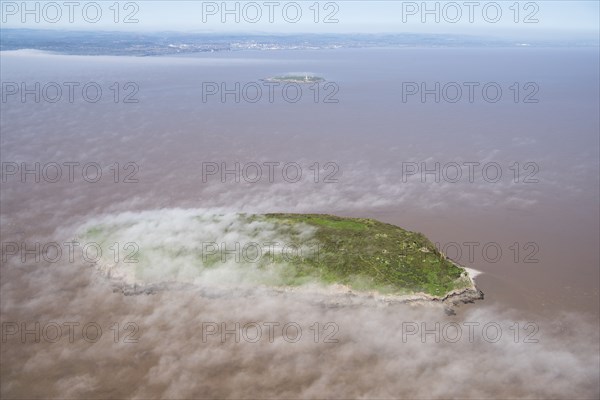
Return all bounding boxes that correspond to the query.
[80,212,480,301]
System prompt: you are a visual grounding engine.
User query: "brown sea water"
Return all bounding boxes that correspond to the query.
[1,47,599,398]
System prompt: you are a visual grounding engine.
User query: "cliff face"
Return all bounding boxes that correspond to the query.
[441,287,485,304]
[113,280,484,315]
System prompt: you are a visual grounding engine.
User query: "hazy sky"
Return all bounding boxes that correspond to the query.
[1,0,598,38]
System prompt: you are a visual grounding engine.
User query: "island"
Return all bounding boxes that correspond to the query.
[80,212,483,306]
[262,74,325,84]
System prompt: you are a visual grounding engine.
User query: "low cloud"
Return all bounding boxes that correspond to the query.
[1,213,599,399]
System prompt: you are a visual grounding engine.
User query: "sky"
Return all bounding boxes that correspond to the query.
[0,0,599,38]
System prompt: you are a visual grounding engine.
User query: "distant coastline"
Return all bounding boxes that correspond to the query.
[2,29,597,56]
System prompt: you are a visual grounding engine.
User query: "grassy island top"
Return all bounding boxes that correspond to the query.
[259,213,469,296]
[80,212,472,297]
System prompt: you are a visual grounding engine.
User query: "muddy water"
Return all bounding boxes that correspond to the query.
[1,48,598,398]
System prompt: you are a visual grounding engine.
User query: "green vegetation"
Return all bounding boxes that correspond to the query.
[251,214,469,296]
[81,212,472,297]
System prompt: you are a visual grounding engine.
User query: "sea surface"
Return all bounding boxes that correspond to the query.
[1,46,599,398]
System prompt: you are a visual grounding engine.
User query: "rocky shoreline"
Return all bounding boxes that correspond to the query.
[108,270,484,313]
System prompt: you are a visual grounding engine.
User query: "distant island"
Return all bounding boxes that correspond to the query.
[262,74,325,84]
[80,212,483,306]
